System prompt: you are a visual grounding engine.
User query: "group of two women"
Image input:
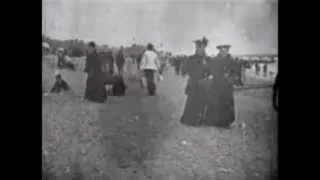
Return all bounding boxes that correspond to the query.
[180,38,240,128]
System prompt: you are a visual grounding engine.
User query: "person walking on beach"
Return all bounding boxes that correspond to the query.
[83,42,107,103]
[140,43,160,96]
[116,46,125,76]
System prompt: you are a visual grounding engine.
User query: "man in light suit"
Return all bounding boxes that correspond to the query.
[140,43,160,96]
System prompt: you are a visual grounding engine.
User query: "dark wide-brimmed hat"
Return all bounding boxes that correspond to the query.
[217,44,232,50]
[88,41,96,48]
[193,37,209,47]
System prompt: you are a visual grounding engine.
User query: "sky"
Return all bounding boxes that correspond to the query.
[42,0,278,55]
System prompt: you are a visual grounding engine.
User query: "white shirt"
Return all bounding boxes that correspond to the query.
[140,50,160,71]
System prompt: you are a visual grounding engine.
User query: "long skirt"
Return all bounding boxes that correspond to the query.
[84,73,107,103]
[180,87,207,126]
[203,82,235,128]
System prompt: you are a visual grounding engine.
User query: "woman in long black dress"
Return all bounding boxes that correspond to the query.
[84,42,107,103]
[180,37,209,126]
[202,45,239,128]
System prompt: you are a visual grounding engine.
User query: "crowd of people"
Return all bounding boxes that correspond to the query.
[44,37,278,130]
[46,41,166,101]
[43,37,278,179]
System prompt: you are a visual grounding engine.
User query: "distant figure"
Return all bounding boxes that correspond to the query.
[116,46,126,76]
[136,52,144,71]
[241,59,251,85]
[255,62,260,75]
[56,49,75,71]
[140,43,160,96]
[63,51,76,71]
[57,48,65,68]
[136,52,145,88]
[173,57,182,76]
[158,52,167,76]
[263,63,268,77]
[233,58,244,86]
[84,42,107,103]
[50,74,70,94]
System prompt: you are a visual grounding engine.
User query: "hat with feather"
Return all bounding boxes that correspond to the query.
[193,36,209,47]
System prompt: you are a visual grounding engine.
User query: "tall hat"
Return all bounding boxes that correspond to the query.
[193,36,209,47]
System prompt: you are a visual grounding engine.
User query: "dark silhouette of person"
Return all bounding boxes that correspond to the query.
[84,41,107,103]
[116,46,125,76]
[50,74,70,93]
[140,43,160,96]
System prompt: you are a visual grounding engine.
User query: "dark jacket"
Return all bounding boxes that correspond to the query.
[182,55,209,95]
[85,50,101,76]
[116,50,125,66]
[51,79,70,93]
[206,54,240,86]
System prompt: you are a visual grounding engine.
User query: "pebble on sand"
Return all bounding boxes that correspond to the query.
[65,166,71,173]
[217,167,233,173]
[181,140,189,145]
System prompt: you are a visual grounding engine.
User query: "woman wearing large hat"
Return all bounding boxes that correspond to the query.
[201,44,239,128]
[180,37,210,126]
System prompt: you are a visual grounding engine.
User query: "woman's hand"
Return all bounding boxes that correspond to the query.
[84,73,88,85]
